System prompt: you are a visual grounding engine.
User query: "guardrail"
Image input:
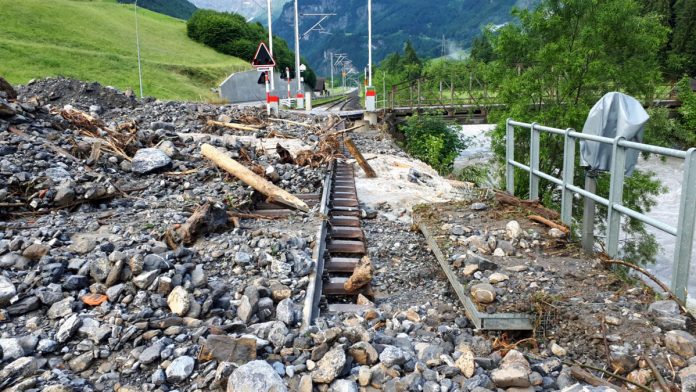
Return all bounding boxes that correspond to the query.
[505,119,696,301]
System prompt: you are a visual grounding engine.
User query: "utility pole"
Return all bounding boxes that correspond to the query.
[367,0,372,87]
[134,0,144,98]
[267,0,274,91]
[293,0,304,108]
[330,52,334,91]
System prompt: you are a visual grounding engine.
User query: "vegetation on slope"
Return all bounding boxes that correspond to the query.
[117,0,198,20]
[0,0,248,100]
[186,9,316,88]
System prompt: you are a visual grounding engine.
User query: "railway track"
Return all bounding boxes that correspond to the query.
[314,94,361,112]
[302,142,373,327]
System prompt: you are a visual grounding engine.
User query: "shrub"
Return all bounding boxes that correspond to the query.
[401,114,465,174]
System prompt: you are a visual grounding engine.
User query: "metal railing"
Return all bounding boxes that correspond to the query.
[505,118,696,301]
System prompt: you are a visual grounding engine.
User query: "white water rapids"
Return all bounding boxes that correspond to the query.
[455,124,696,306]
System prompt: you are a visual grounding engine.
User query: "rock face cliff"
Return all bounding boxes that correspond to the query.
[272,0,536,72]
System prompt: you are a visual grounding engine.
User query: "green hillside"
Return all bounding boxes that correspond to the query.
[118,0,198,20]
[0,0,249,101]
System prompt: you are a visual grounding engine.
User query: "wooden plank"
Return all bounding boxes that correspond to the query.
[330,216,361,227]
[330,227,364,240]
[325,257,360,272]
[328,240,366,254]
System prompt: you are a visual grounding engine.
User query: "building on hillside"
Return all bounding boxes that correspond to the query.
[314,78,328,96]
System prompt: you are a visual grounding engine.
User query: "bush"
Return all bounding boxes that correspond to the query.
[401,114,465,174]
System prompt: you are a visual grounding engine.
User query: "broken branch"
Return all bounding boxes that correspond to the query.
[201,143,309,212]
[528,214,569,234]
[206,120,264,132]
[344,137,377,178]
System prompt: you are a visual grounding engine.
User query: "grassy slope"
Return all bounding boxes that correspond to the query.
[0,0,249,101]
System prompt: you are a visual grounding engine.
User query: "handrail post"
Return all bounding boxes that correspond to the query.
[672,147,696,301]
[561,128,576,225]
[506,119,515,194]
[529,122,540,200]
[606,136,627,258]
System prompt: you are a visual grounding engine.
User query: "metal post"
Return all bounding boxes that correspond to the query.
[581,171,596,254]
[561,128,576,225]
[134,0,144,98]
[529,122,540,200]
[267,0,274,91]
[505,119,515,194]
[367,0,372,86]
[293,0,301,93]
[672,147,696,301]
[606,137,627,258]
[330,52,334,92]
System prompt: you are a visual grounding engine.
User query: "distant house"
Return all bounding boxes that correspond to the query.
[314,78,328,96]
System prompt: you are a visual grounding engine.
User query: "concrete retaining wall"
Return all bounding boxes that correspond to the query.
[219,70,311,104]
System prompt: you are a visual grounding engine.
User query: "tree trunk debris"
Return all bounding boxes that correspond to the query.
[344,137,377,178]
[201,143,309,212]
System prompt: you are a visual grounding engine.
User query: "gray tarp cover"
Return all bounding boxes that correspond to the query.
[580,92,649,175]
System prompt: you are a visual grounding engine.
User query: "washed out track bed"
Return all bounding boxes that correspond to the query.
[412,200,693,364]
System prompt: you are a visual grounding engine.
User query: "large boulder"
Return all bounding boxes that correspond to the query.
[131,148,171,174]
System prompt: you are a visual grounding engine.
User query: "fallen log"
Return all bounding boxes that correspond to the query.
[206,120,263,132]
[276,143,295,164]
[176,203,229,245]
[201,143,309,212]
[528,214,569,234]
[494,191,560,220]
[344,256,373,292]
[344,137,377,178]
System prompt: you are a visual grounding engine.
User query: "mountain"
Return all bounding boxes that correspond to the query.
[273,0,537,75]
[117,0,198,20]
[189,0,289,21]
[0,0,248,100]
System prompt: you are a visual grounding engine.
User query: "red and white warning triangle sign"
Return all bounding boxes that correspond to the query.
[251,42,276,68]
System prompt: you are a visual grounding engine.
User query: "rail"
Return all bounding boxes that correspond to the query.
[505,119,696,301]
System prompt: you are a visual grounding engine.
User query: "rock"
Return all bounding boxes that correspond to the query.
[548,228,565,238]
[22,243,50,261]
[463,264,479,276]
[6,295,40,315]
[0,275,17,306]
[493,248,506,257]
[415,342,444,367]
[649,300,680,317]
[157,140,178,157]
[0,357,37,382]
[489,272,509,284]
[191,265,206,288]
[238,295,256,324]
[0,337,25,360]
[471,202,487,211]
[68,351,94,372]
[604,316,621,326]
[89,258,111,282]
[166,355,195,383]
[70,235,96,254]
[299,374,313,392]
[379,345,406,367]
[678,365,696,392]
[106,283,124,302]
[133,270,158,289]
[132,148,171,174]
[471,283,496,303]
[139,342,164,364]
[626,369,652,387]
[492,350,531,388]
[168,286,190,316]
[200,335,257,364]
[0,76,17,100]
[62,275,88,290]
[227,360,287,392]
[0,253,29,268]
[53,183,76,206]
[329,379,359,392]
[349,341,378,365]
[455,345,476,378]
[270,282,292,301]
[506,220,522,239]
[312,345,346,384]
[666,330,696,358]
[56,314,82,343]
[276,298,295,326]
[551,342,567,357]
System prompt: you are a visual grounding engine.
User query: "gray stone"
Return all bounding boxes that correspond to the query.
[415,342,444,367]
[238,295,256,324]
[89,258,111,282]
[379,345,406,367]
[349,341,378,365]
[68,351,94,372]
[140,342,164,365]
[70,236,96,254]
[37,338,58,353]
[0,337,25,360]
[133,270,158,289]
[106,283,124,302]
[471,202,488,211]
[166,355,196,383]
[0,275,16,306]
[0,252,29,268]
[506,220,522,239]
[56,314,82,343]
[0,357,37,382]
[191,265,206,288]
[649,300,680,317]
[235,251,252,266]
[276,298,295,326]
[227,359,287,392]
[312,345,346,384]
[329,379,359,392]
[47,297,74,319]
[168,286,190,316]
[132,148,171,174]
[53,184,75,206]
[152,368,167,385]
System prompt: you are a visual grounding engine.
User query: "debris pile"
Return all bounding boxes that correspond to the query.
[0,77,694,392]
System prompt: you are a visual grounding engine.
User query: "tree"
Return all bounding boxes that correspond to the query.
[402,41,423,82]
[486,0,669,263]
[671,0,696,76]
